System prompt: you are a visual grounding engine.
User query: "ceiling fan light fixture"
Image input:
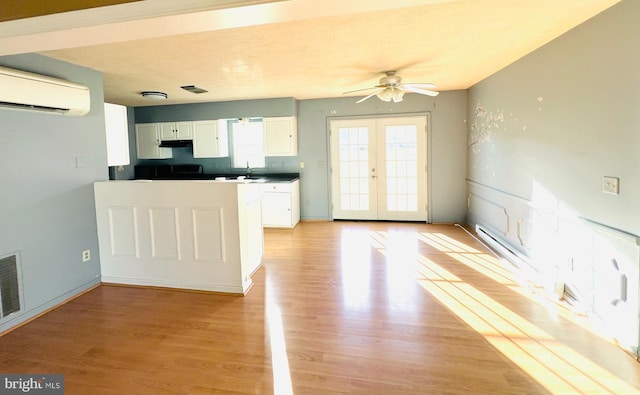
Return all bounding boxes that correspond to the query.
[141,91,167,100]
[377,87,393,102]
[347,71,438,103]
[376,87,404,103]
[392,88,404,103]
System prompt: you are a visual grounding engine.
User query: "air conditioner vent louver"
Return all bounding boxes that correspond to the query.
[0,66,90,116]
[0,101,69,114]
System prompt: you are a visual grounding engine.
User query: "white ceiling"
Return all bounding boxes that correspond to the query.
[0,0,621,107]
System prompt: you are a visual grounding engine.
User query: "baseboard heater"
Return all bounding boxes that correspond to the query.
[474,224,565,298]
[474,225,529,269]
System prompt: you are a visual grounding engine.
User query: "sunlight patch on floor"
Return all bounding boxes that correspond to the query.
[332,226,638,393]
[425,232,618,343]
[415,232,640,395]
[267,302,293,395]
[340,230,373,309]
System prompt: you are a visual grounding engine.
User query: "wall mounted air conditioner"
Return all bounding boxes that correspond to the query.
[0,65,90,116]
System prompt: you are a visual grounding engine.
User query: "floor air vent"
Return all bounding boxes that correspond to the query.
[0,254,21,318]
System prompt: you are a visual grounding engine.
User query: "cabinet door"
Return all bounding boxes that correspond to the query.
[261,192,292,227]
[159,123,176,140]
[175,122,193,140]
[136,124,172,159]
[193,120,228,158]
[264,116,298,156]
[104,103,130,166]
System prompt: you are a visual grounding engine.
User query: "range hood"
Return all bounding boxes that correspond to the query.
[159,140,192,148]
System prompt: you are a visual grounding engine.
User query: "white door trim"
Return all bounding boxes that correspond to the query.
[329,115,430,222]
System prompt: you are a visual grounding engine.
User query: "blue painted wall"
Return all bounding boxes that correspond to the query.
[468,0,640,239]
[0,54,107,332]
[465,0,640,351]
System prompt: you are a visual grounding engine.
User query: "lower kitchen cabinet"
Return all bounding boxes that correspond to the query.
[261,180,300,228]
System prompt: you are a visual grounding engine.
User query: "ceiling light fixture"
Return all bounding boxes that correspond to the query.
[141,91,167,100]
[376,87,404,103]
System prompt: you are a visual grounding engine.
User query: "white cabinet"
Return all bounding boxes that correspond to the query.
[160,121,192,140]
[192,120,229,158]
[104,103,130,166]
[261,180,300,228]
[263,116,297,156]
[136,119,227,159]
[135,123,172,159]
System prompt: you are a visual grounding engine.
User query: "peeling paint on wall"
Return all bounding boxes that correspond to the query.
[468,102,504,153]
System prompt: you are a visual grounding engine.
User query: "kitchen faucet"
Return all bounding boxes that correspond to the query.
[246,161,252,178]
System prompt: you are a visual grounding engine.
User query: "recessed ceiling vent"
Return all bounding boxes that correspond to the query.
[180,85,208,94]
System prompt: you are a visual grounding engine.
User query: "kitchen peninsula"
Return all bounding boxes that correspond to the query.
[94,179,263,294]
[134,164,301,229]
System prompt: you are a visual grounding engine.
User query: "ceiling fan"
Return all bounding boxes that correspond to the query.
[344,70,439,103]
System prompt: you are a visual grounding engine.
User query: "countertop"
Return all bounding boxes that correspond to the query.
[134,172,300,183]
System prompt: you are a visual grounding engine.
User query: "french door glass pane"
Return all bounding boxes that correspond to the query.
[385,125,418,212]
[338,127,370,212]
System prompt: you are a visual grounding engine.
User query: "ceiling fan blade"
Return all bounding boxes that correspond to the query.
[343,87,376,94]
[403,86,439,97]
[356,89,384,103]
[343,85,386,94]
[403,83,437,89]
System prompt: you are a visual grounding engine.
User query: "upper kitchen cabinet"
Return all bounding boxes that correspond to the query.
[263,116,297,156]
[136,123,172,159]
[160,121,193,140]
[192,120,229,158]
[104,103,130,166]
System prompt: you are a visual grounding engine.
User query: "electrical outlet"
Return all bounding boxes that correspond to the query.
[603,176,620,195]
[82,249,91,262]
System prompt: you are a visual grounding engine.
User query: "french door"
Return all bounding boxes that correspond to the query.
[330,116,428,221]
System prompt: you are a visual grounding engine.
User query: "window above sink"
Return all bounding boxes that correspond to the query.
[231,118,265,169]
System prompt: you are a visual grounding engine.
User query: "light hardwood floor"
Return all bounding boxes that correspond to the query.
[1,221,639,394]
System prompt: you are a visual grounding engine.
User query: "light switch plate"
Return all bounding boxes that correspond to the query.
[603,176,620,195]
